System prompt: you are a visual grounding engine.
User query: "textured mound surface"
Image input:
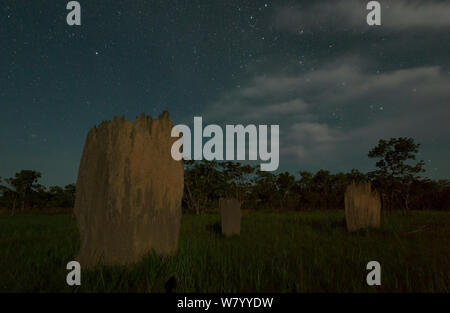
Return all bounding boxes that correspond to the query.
[74,112,184,267]
[220,198,242,236]
[345,181,381,232]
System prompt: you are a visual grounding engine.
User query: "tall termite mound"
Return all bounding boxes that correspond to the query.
[345,181,381,232]
[219,198,242,236]
[74,112,184,267]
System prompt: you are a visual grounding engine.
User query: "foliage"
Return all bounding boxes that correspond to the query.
[0,172,75,213]
[368,137,425,212]
[1,137,449,213]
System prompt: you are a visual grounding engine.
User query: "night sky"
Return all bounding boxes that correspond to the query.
[1,0,449,186]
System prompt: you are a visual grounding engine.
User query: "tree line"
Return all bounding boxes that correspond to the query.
[0,171,75,214]
[183,137,449,213]
[1,137,449,214]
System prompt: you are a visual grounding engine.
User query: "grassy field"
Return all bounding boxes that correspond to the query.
[0,210,449,292]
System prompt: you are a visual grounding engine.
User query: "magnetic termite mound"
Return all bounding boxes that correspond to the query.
[219,198,242,237]
[345,181,381,232]
[74,111,184,267]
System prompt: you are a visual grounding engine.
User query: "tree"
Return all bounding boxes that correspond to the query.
[64,184,76,208]
[183,160,223,214]
[0,177,16,214]
[368,137,425,213]
[219,162,255,201]
[5,170,42,213]
[47,183,76,208]
[347,168,367,183]
[276,172,296,209]
[251,170,277,210]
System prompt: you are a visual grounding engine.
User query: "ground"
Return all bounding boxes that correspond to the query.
[0,210,449,292]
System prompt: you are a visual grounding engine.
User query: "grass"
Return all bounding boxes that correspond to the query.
[0,210,449,292]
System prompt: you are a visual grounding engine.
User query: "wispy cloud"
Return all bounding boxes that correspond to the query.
[203,56,450,173]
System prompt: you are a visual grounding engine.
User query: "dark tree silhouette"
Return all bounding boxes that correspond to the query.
[5,170,42,213]
[368,137,425,213]
[2,137,449,214]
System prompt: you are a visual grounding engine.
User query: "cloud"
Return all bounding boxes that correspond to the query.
[203,56,450,174]
[273,0,450,32]
[283,122,346,159]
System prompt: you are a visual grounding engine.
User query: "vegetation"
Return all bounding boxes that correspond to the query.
[0,137,449,214]
[0,136,448,293]
[0,211,448,292]
[0,172,75,214]
[181,137,448,213]
[368,137,426,213]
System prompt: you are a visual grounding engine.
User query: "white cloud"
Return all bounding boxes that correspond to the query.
[203,56,450,172]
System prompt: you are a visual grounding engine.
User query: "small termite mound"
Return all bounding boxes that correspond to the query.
[345,181,381,232]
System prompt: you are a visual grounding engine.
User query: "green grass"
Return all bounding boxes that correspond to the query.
[0,210,449,292]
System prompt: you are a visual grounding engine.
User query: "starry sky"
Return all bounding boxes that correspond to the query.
[1,0,449,186]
